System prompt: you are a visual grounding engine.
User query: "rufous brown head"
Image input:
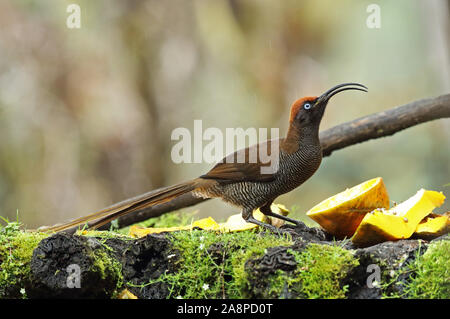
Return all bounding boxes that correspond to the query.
[289,83,367,128]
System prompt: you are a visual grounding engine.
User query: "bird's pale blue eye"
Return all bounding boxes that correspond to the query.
[304,103,312,110]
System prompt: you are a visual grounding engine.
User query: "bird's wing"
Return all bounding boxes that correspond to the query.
[200,139,282,183]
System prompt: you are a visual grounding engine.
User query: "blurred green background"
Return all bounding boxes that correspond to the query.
[0,0,449,228]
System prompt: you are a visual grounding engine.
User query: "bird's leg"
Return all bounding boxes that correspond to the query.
[259,202,303,226]
[242,207,283,234]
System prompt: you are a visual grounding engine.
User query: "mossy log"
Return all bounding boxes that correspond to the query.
[29,233,177,299]
[1,221,448,299]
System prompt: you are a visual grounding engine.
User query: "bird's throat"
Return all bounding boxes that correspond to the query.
[281,123,320,154]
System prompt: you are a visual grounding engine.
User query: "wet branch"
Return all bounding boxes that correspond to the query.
[320,94,450,156]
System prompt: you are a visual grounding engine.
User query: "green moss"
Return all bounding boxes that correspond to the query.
[90,248,124,294]
[0,221,49,298]
[149,229,293,299]
[78,229,133,240]
[155,231,357,299]
[385,240,450,299]
[267,243,359,299]
[122,212,359,299]
[408,240,450,298]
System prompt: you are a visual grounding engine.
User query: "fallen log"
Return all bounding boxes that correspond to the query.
[4,221,448,299]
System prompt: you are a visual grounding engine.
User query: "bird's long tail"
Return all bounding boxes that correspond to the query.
[38,179,204,233]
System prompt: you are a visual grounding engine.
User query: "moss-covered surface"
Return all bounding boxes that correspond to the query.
[120,212,358,299]
[264,244,359,299]
[144,229,294,299]
[0,220,49,298]
[0,219,126,298]
[76,229,134,240]
[28,232,125,298]
[0,212,449,299]
[90,248,124,293]
[383,239,450,299]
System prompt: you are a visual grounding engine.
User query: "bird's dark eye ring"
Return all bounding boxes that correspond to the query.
[304,103,312,110]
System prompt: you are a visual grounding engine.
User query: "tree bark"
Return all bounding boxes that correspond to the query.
[89,94,450,230]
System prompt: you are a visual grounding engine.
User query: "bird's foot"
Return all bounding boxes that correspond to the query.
[262,211,306,228]
[245,216,291,236]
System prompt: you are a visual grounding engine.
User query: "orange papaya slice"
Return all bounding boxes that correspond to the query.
[306,177,389,238]
[352,189,445,247]
[412,212,449,240]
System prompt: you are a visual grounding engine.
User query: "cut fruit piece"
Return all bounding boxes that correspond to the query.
[412,212,450,240]
[117,289,138,299]
[129,224,189,237]
[128,216,221,237]
[265,204,290,228]
[219,204,286,232]
[219,210,265,232]
[128,204,287,237]
[306,177,389,238]
[192,216,222,231]
[352,189,446,247]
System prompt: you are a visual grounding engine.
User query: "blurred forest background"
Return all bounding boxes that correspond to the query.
[0,0,449,228]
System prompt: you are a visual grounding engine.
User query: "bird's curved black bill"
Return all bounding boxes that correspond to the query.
[317,83,368,105]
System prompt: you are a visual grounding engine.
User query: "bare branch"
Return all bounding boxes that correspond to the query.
[320,94,450,156]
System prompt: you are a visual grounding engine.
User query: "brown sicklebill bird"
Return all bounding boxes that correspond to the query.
[43,83,367,234]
